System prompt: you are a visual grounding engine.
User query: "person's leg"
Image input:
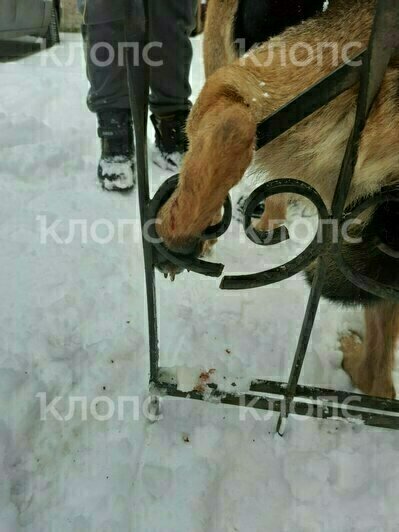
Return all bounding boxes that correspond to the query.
[148,0,197,115]
[82,0,135,190]
[84,10,129,113]
[148,0,198,169]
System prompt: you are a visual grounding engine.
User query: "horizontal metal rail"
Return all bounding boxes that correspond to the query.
[250,379,399,414]
[255,50,366,148]
[152,379,399,431]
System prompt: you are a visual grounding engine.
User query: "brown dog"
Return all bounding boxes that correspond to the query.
[156,0,399,398]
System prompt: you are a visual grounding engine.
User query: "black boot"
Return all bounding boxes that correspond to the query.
[150,110,190,171]
[97,110,136,191]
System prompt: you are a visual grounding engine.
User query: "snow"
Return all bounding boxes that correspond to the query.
[99,157,136,191]
[176,365,206,392]
[152,145,184,172]
[1,33,399,531]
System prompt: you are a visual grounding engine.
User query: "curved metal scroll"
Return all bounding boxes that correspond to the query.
[221,181,399,298]
[333,185,399,302]
[221,179,330,290]
[147,175,232,278]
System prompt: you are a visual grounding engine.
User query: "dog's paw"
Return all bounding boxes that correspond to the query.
[340,332,396,399]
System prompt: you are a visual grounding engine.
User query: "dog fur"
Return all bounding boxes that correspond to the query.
[156,0,399,398]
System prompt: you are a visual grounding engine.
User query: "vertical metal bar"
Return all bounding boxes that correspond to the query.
[125,0,160,383]
[276,259,327,435]
[331,0,396,217]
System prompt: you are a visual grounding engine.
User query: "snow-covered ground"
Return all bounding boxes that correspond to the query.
[1,34,399,531]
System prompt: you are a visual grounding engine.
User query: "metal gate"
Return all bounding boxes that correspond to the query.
[125,0,399,433]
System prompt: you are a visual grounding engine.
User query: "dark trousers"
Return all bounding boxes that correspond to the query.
[78,0,197,115]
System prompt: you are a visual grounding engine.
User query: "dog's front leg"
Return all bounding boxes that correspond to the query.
[156,97,256,254]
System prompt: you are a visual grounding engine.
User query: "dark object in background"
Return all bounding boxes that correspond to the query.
[151,111,190,169]
[0,0,61,48]
[191,0,207,37]
[234,0,326,51]
[305,199,399,307]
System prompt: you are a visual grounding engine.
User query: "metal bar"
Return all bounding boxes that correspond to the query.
[255,50,365,150]
[153,380,399,431]
[220,179,330,290]
[331,0,398,217]
[276,259,327,434]
[152,381,282,412]
[125,0,160,382]
[250,379,399,413]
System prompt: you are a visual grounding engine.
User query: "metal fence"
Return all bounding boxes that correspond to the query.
[125,0,399,433]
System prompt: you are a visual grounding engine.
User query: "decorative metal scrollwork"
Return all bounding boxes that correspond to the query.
[334,185,399,302]
[149,174,399,300]
[147,175,232,278]
[221,179,330,290]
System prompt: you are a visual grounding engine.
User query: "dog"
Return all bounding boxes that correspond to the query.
[156,0,399,398]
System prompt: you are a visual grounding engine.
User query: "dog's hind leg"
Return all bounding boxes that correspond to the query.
[342,302,399,399]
